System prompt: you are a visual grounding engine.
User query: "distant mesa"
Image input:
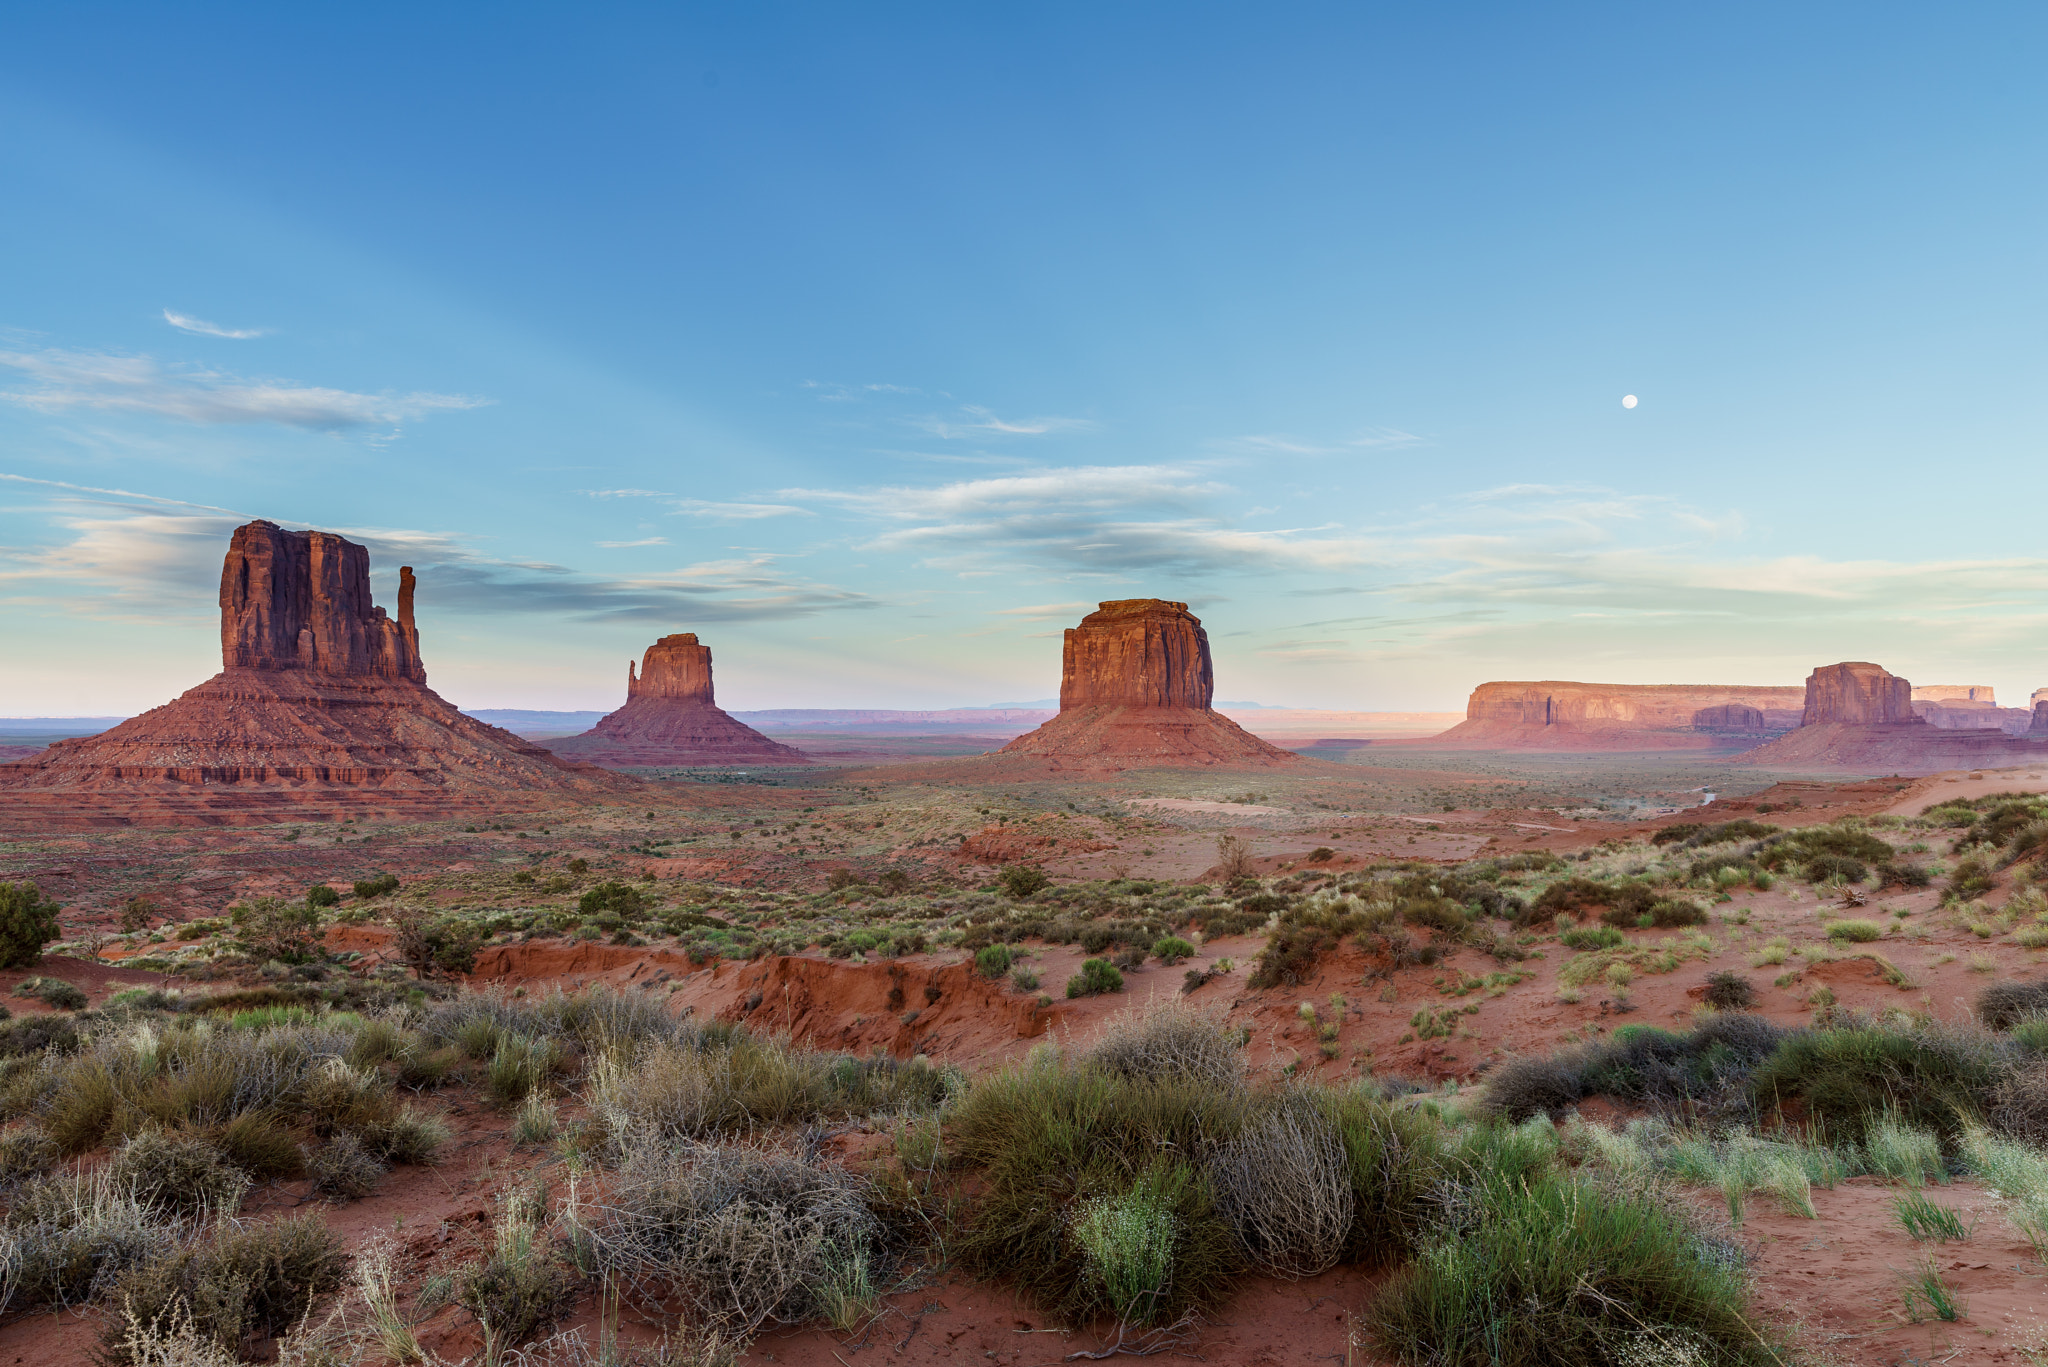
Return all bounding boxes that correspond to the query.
[1422,681,1805,750]
[993,600,1300,769]
[1738,661,2048,772]
[541,634,809,768]
[0,520,629,823]
[1910,684,2035,735]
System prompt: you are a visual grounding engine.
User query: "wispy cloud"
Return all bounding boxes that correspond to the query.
[803,380,926,401]
[907,405,1096,439]
[0,348,487,432]
[667,499,811,521]
[161,309,267,340]
[596,537,668,548]
[990,601,1092,620]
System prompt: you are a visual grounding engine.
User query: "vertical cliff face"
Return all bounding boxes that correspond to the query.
[1059,600,1214,709]
[627,633,716,704]
[218,521,423,682]
[1802,662,1915,726]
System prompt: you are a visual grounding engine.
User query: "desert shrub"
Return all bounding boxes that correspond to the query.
[1066,959,1124,999]
[570,1142,880,1333]
[208,1111,304,1180]
[309,1130,386,1200]
[1152,936,1196,965]
[1703,971,1757,1010]
[17,977,87,1011]
[0,1169,176,1314]
[1086,999,1245,1089]
[228,897,325,963]
[973,944,1013,979]
[1978,980,2048,1030]
[100,1214,346,1365]
[1010,965,1041,992]
[998,866,1051,899]
[1989,1067,2048,1144]
[0,1013,77,1060]
[305,885,340,909]
[1209,1099,1353,1277]
[391,908,484,977]
[487,1034,563,1107]
[1559,925,1625,951]
[1362,1167,1770,1367]
[1636,898,1708,929]
[583,1032,955,1145]
[1070,1161,1191,1327]
[580,881,645,917]
[352,873,400,900]
[1485,1014,1786,1123]
[1791,825,1894,863]
[1949,854,2000,900]
[397,1044,461,1090]
[0,1126,56,1185]
[1249,903,1366,990]
[1876,861,1932,888]
[0,883,62,970]
[1654,819,1779,848]
[109,1130,249,1218]
[1532,878,1657,928]
[1751,1020,2000,1143]
[1824,919,1885,943]
[1803,854,1868,884]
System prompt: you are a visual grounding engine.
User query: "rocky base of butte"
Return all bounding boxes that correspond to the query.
[994,600,1299,770]
[543,634,809,768]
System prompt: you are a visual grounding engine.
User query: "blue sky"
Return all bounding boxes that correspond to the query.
[4,4,2047,715]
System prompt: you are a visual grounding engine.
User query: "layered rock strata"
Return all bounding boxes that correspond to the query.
[1740,661,2048,772]
[544,634,809,767]
[1424,682,1804,750]
[995,601,1299,769]
[0,520,629,821]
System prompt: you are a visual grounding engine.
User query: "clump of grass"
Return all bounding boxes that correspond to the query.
[1085,998,1246,1090]
[109,1129,250,1218]
[1893,1191,1969,1241]
[0,1169,178,1314]
[460,1187,581,1359]
[1072,1163,1189,1328]
[1362,1167,1773,1365]
[1703,971,1756,1010]
[1864,1114,1946,1187]
[513,1093,559,1146]
[1901,1256,1966,1322]
[1009,965,1040,993]
[308,1130,386,1200]
[1824,919,1884,943]
[1751,1018,2000,1143]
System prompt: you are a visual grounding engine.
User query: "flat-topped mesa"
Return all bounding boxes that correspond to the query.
[1423,681,1805,750]
[0,520,628,814]
[1803,662,1915,726]
[220,521,423,682]
[1913,684,1996,704]
[997,600,1297,769]
[545,633,809,768]
[1060,600,1213,709]
[628,633,715,703]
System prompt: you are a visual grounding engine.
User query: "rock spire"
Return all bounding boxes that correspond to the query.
[544,633,809,767]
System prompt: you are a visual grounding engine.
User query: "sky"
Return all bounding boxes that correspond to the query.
[4,3,2047,716]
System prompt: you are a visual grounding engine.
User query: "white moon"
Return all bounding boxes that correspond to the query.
[1621,394,1638,409]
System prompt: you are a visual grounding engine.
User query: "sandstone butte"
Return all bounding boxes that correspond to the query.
[993,600,1300,769]
[0,520,631,826]
[1419,680,1808,750]
[1737,661,2048,772]
[542,633,810,768]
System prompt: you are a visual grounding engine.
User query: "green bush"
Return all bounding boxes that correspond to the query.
[579,881,645,917]
[1363,1168,1772,1366]
[1877,861,1932,888]
[974,944,1014,979]
[999,866,1052,899]
[1824,919,1884,943]
[1152,936,1196,965]
[1638,898,1708,929]
[1803,854,1868,884]
[1559,925,1625,951]
[1066,958,1125,998]
[16,977,86,1011]
[393,908,484,977]
[1703,971,1757,1010]
[352,873,400,900]
[1751,1021,1999,1143]
[305,884,340,908]
[0,884,61,970]
[228,897,325,963]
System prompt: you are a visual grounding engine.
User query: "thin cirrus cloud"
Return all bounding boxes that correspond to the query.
[907,405,1097,439]
[578,490,812,521]
[0,348,487,432]
[161,309,267,340]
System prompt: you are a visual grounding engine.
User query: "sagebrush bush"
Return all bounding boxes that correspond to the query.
[973,944,1013,978]
[99,1214,346,1364]
[1151,936,1196,965]
[1086,999,1245,1090]
[209,1110,304,1180]
[1752,1019,2000,1143]
[1484,1014,1786,1123]
[1703,971,1756,1010]
[571,1142,881,1333]
[1979,980,2048,1030]
[227,897,325,963]
[579,881,645,918]
[309,1130,386,1200]
[1825,919,1885,943]
[109,1130,250,1218]
[0,1169,175,1314]
[1209,1100,1352,1277]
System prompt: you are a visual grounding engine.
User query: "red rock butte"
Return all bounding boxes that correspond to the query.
[542,634,809,767]
[0,520,630,827]
[1739,660,2048,772]
[1423,681,1806,750]
[995,600,1299,769]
